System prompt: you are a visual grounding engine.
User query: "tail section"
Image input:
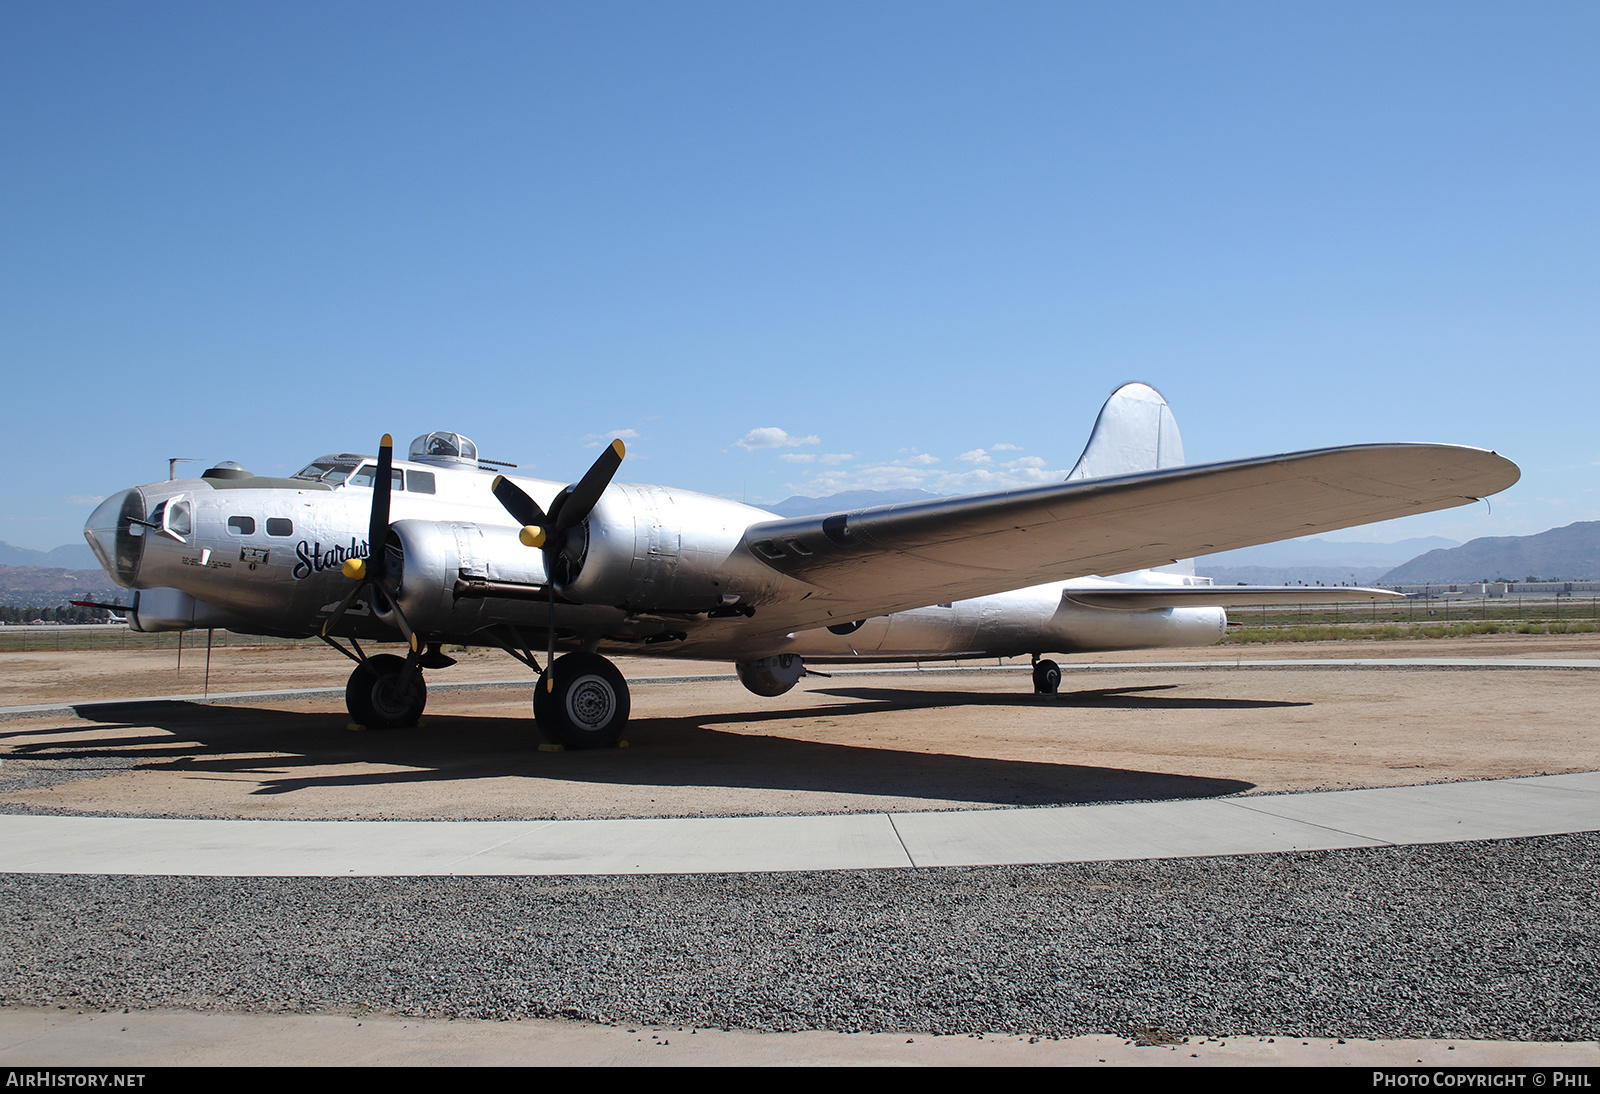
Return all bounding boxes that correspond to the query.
[1068,383,1193,577]
[1066,382,1185,482]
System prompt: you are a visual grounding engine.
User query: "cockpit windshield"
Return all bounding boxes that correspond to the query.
[291,456,364,485]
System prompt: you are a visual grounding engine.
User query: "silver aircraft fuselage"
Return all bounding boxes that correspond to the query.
[83,450,1226,662]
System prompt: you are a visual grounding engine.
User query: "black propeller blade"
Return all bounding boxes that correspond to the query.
[554,438,625,532]
[490,439,626,692]
[491,475,548,535]
[367,433,394,564]
[490,438,626,577]
[322,434,418,651]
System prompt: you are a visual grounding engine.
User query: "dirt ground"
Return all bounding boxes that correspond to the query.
[1,632,1596,822]
[4,629,1600,705]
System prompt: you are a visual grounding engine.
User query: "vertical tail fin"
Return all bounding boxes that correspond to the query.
[1066,382,1185,481]
[1068,383,1194,577]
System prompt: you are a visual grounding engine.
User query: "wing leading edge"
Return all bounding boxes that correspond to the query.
[737,443,1516,635]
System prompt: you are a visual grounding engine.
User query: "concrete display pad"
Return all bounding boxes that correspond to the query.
[2,772,1596,877]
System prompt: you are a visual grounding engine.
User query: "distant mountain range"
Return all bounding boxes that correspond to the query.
[1192,536,1460,587]
[1379,521,1600,584]
[1200,565,1394,587]
[1197,536,1460,571]
[0,540,100,570]
[0,565,125,608]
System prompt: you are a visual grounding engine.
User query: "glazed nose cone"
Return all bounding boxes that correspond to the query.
[84,488,145,588]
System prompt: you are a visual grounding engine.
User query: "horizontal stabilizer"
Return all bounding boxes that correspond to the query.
[1063,585,1403,610]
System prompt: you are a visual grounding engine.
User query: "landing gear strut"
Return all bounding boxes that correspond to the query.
[1031,657,1061,695]
[534,651,631,749]
[345,653,427,729]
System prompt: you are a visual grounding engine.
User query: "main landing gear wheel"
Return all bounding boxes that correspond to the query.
[534,651,631,750]
[1032,658,1061,695]
[345,653,427,729]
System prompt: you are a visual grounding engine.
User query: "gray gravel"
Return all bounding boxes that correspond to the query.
[4,834,1596,1040]
[0,753,137,795]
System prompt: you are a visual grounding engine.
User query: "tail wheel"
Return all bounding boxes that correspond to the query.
[534,651,631,749]
[1032,658,1061,695]
[346,653,427,729]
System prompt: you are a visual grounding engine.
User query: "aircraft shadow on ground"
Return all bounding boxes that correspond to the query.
[812,682,1314,712]
[0,685,1284,807]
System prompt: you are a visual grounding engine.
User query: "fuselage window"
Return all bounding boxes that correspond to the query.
[406,470,436,494]
[266,518,294,537]
[348,464,405,491]
[167,500,192,537]
[227,516,256,536]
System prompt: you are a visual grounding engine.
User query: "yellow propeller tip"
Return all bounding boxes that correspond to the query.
[519,525,546,548]
[611,438,626,458]
[342,558,367,580]
[492,474,505,488]
[381,434,393,447]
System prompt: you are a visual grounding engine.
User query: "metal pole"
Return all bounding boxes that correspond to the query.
[204,628,214,697]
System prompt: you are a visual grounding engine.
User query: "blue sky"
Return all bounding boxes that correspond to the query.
[3,2,1596,553]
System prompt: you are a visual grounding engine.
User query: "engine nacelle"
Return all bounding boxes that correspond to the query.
[388,519,549,633]
[558,484,777,611]
[736,653,807,697]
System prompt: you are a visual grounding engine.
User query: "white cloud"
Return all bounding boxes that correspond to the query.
[735,427,820,450]
[1005,455,1047,469]
[957,449,993,465]
[991,442,1022,451]
[788,460,1071,498]
[818,452,855,465]
[582,428,641,448]
[790,463,934,494]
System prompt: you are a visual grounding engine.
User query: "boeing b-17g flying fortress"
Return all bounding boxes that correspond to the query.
[81,384,1519,748]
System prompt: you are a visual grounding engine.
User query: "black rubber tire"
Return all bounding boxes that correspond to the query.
[1032,658,1061,695]
[345,653,426,729]
[533,651,631,749]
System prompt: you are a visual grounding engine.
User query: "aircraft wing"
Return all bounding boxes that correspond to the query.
[1062,586,1403,610]
[736,443,1515,635]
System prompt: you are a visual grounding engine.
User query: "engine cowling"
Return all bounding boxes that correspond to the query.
[387,520,549,633]
[556,484,777,611]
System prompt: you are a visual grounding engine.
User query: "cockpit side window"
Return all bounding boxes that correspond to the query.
[227,516,256,535]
